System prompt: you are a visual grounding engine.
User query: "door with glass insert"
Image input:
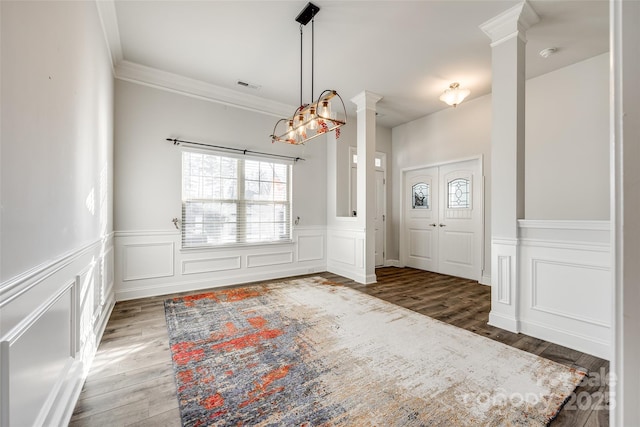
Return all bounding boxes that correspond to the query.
[438,160,482,279]
[403,159,482,280]
[404,167,439,272]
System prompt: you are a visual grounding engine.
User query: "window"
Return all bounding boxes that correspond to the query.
[412,182,430,209]
[182,151,291,247]
[447,178,470,209]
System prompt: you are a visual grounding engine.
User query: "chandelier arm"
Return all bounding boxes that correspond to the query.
[333,91,347,123]
[314,89,347,123]
[270,118,288,142]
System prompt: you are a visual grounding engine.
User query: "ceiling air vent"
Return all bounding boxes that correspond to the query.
[236,80,261,90]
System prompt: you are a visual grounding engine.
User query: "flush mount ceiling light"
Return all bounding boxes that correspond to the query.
[439,82,471,108]
[270,2,347,145]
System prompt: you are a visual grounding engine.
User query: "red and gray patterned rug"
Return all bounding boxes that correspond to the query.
[164,276,585,426]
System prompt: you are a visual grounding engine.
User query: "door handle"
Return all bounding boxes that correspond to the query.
[429,223,437,227]
[439,224,446,227]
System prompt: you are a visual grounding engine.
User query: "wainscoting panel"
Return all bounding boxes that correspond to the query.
[0,235,115,427]
[4,283,74,427]
[297,234,324,262]
[517,220,611,359]
[247,251,293,268]
[328,234,357,266]
[114,226,327,301]
[326,227,371,284]
[530,258,610,327]
[122,242,174,281]
[496,255,512,305]
[182,256,241,275]
[488,239,519,333]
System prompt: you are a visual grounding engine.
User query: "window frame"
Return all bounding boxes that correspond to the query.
[181,149,293,249]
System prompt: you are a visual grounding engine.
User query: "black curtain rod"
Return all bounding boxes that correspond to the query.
[166,138,305,162]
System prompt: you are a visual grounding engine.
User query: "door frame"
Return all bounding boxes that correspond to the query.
[349,147,388,266]
[374,156,387,266]
[399,155,484,279]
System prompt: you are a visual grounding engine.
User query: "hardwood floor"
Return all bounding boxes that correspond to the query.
[71,267,609,426]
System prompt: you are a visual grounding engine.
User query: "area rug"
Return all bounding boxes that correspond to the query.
[164,276,585,426]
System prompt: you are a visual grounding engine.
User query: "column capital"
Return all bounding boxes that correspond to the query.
[350,90,383,111]
[479,1,539,46]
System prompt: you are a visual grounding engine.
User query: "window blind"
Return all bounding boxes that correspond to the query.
[182,151,292,248]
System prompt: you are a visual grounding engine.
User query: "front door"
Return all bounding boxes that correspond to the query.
[404,167,439,272]
[437,160,482,280]
[403,159,482,281]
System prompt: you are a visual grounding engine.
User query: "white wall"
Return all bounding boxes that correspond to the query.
[525,53,609,220]
[0,1,115,426]
[391,95,493,276]
[1,1,114,281]
[113,80,328,299]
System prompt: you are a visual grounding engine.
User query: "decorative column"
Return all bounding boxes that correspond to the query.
[351,91,382,284]
[480,2,538,332]
[613,0,640,424]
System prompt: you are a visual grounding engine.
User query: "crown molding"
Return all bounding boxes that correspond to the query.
[115,60,295,118]
[479,1,539,45]
[95,0,123,72]
[93,0,295,118]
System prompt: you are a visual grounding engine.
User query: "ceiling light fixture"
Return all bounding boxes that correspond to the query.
[439,82,471,108]
[270,2,346,145]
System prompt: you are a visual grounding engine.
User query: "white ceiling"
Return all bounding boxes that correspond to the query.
[111,0,608,128]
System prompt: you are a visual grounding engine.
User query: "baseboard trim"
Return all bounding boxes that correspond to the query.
[384,259,401,268]
[488,311,520,333]
[43,361,84,427]
[519,319,610,360]
[479,274,491,286]
[326,263,369,285]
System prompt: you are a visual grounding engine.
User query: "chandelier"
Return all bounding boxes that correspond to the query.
[439,82,471,108]
[270,2,347,145]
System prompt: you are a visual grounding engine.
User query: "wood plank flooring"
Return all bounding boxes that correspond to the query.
[71,267,609,426]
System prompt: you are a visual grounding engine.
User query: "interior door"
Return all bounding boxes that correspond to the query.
[437,160,482,280]
[374,169,385,266]
[404,167,439,271]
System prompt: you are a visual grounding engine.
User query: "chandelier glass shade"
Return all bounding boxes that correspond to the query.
[439,82,471,108]
[270,2,346,145]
